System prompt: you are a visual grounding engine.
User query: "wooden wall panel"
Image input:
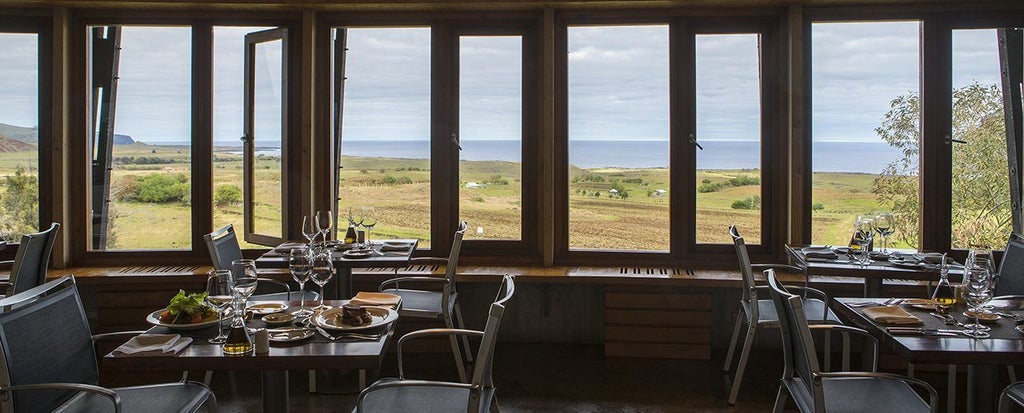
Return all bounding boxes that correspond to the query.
[604,286,712,359]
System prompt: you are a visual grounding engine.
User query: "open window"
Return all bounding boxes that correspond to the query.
[243,28,288,246]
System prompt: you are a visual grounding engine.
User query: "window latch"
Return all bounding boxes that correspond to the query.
[689,133,704,150]
[451,132,462,150]
[240,133,251,143]
[944,134,967,145]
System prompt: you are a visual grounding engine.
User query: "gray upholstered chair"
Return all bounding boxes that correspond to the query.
[724,225,841,405]
[203,224,317,302]
[995,233,1024,298]
[766,269,938,413]
[1000,382,1024,413]
[356,274,515,413]
[378,221,472,382]
[0,222,60,297]
[0,276,216,413]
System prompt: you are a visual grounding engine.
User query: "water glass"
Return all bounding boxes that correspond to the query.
[316,210,333,243]
[310,247,334,311]
[206,269,234,344]
[962,265,992,338]
[289,248,313,316]
[874,212,894,253]
[230,259,258,313]
[854,215,874,266]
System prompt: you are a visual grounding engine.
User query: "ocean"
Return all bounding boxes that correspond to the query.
[202,139,904,173]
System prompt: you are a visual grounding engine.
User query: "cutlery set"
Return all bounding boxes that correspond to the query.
[263,326,384,341]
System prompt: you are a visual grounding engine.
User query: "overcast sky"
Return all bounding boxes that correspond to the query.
[0,22,1004,144]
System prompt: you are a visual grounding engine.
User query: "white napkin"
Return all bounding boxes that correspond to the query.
[863,306,923,326]
[380,242,411,252]
[350,292,402,307]
[112,334,192,357]
[802,246,838,259]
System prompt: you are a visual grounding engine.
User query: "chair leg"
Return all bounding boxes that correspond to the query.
[723,310,745,373]
[772,385,789,413]
[445,313,468,382]
[203,371,213,386]
[1010,365,1017,383]
[489,396,500,413]
[728,323,757,405]
[454,302,474,362]
[998,390,1012,413]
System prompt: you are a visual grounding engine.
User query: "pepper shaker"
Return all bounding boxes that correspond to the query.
[254,328,270,354]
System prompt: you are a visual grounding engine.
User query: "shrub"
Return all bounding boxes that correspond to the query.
[728,175,760,186]
[382,175,398,185]
[697,182,723,193]
[623,178,643,184]
[135,173,190,203]
[214,185,242,207]
[811,202,825,211]
[472,197,485,202]
[731,196,761,210]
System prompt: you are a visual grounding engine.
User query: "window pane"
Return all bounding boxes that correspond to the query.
[951,29,1011,249]
[695,33,762,244]
[337,27,431,247]
[251,37,284,239]
[811,21,920,248]
[95,26,192,250]
[459,35,522,241]
[213,26,273,249]
[0,33,39,241]
[567,25,669,251]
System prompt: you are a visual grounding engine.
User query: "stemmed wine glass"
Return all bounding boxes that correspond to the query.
[361,206,377,246]
[348,207,365,246]
[206,269,234,344]
[874,212,894,253]
[316,210,333,244]
[230,259,259,313]
[310,247,334,311]
[301,215,317,247]
[289,248,313,317]
[853,215,875,266]
[962,260,993,339]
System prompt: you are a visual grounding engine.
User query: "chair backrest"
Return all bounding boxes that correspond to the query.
[204,224,243,271]
[0,276,98,413]
[997,233,1024,296]
[470,274,515,391]
[766,269,824,409]
[730,225,758,307]
[441,221,468,306]
[8,223,60,295]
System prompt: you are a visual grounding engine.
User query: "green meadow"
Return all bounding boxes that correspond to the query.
[0,144,885,250]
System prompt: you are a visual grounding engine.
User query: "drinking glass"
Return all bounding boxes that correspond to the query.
[206,269,234,344]
[962,265,992,338]
[310,247,334,311]
[230,259,259,311]
[874,212,894,253]
[348,207,364,246]
[289,248,313,316]
[853,215,874,266]
[301,215,317,246]
[361,206,377,245]
[316,210,333,243]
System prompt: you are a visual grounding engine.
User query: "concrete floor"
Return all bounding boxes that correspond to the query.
[200,344,788,412]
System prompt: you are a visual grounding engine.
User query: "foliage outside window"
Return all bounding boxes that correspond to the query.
[0,33,39,242]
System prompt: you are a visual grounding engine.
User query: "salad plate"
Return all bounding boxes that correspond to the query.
[146,309,220,330]
[146,290,219,330]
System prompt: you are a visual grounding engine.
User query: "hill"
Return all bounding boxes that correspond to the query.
[0,135,35,152]
[0,123,37,144]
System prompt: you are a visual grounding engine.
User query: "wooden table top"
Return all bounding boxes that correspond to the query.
[832,297,1024,365]
[256,240,419,270]
[103,300,397,371]
[786,245,963,282]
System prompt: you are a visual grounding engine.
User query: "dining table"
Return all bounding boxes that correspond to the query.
[786,245,963,297]
[256,239,419,300]
[104,299,399,412]
[832,297,1024,413]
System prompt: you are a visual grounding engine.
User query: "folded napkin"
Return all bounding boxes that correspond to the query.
[274,242,306,253]
[350,292,401,307]
[802,246,838,259]
[112,334,192,357]
[913,253,945,265]
[863,306,923,326]
[380,242,411,252]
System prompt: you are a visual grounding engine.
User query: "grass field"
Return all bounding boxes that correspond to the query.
[0,143,891,250]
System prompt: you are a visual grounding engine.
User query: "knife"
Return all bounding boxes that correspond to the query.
[886,327,961,336]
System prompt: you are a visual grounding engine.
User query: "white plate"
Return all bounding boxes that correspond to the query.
[145,309,221,331]
[268,329,314,342]
[314,306,398,331]
[342,249,374,259]
[248,303,288,315]
[888,258,924,268]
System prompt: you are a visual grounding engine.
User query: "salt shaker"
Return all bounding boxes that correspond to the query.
[254,328,270,354]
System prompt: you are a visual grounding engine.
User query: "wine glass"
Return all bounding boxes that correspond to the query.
[310,247,334,311]
[301,215,317,247]
[349,207,365,247]
[316,210,333,244]
[206,269,234,344]
[962,264,992,339]
[289,248,313,316]
[230,259,259,312]
[853,215,874,266]
[361,206,377,246]
[874,212,894,253]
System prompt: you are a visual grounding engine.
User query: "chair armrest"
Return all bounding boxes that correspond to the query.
[993,295,1024,301]
[1,383,122,412]
[257,278,292,299]
[396,328,484,378]
[751,263,806,275]
[379,276,445,292]
[814,371,939,411]
[408,257,448,266]
[809,324,879,370]
[92,331,148,343]
[785,286,830,304]
[356,379,475,412]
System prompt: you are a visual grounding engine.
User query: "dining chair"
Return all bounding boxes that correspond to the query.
[355,274,515,413]
[203,224,318,302]
[995,232,1024,298]
[0,275,217,413]
[378,220,472,382]
[0,222,59,297]
[766,269,938,413]
[999,382,1024,413]
[724,225,842,405]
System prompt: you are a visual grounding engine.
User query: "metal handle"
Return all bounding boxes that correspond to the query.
[944,134,967,145]
[240,133,251,143]
[451,132,462,150]
[689,133,703,150]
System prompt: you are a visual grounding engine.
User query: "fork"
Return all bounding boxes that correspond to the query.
[316,327,382,341]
